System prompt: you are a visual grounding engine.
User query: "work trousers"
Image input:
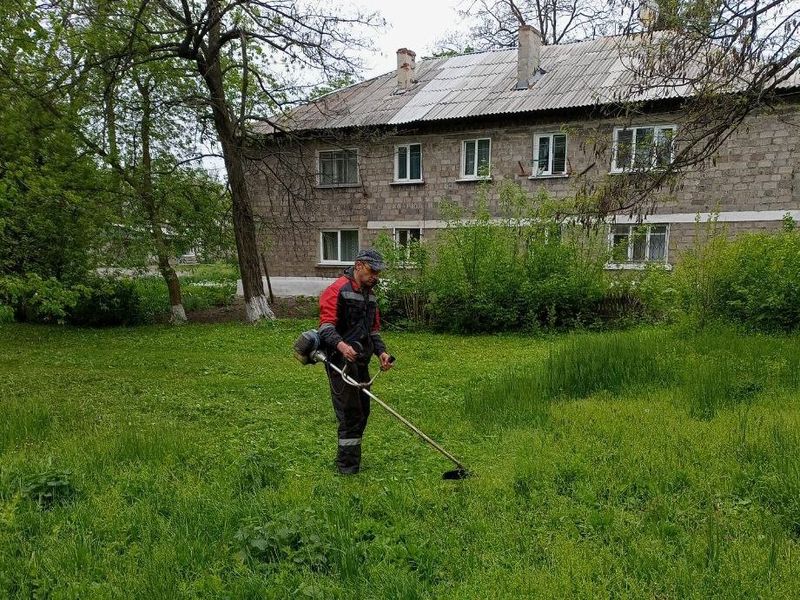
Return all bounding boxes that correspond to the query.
[326,360,371,474]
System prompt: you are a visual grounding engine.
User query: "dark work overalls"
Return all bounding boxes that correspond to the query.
[318,267,386,474]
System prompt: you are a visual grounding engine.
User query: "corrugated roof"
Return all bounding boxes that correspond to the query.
[260,32,800,134]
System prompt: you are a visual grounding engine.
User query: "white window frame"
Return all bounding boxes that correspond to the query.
[393,227,422,261]
[607,223,670,266]
[611,125,676,173]
[316,148,360,187]
[532,133,568,177]
[393,143,423,183]
[460,138,492,180]
[319,229,359,265]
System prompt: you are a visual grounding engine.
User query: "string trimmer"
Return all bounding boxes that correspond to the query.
[293,330,469,480]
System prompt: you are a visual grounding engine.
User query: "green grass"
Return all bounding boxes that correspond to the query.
[174,262,239,283]
[134,264,237,321]
[1,323,800,598]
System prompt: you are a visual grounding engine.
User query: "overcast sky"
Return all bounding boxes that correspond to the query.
[360,0,467,78]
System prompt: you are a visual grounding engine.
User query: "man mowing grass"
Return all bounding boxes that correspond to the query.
[318,249,394,475]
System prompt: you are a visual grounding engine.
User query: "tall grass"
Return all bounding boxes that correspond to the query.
[0,398,52,452]
[466,327,800,426]
[539,330,676,399]
[736,420,800,539]
[465,329,676,426]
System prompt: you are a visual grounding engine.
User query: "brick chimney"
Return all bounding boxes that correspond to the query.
[516,25,542,90]
[396,48,416,92]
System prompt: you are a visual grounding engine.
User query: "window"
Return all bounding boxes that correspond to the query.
[318,149,359,186]
[394,228,421,260]
[321,230,359,263]
[533,133,567,176]
[609,224,668,263]
[394,143,422,182]
[461,138,491,179]
[612,126,675,172]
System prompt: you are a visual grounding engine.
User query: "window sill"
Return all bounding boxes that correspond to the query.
[316,183,361,189]
[390,180,425,185]
[608,168,670,175]
[456,177,493,183]
[528,173,569,180]
[317,262,352,268]
[605,262,672,270]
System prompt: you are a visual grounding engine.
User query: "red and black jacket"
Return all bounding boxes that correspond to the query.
[318,266,387,362]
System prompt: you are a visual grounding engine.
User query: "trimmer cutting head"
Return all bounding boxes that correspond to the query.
[443,468,470,480]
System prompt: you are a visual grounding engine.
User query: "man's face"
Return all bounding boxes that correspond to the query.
[355,261,380,288]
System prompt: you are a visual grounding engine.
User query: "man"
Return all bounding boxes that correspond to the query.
[318,248,393,474]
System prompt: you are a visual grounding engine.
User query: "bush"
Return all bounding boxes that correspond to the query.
[0,304,13,324]
[0,273,78,323]
[598,265,679,326]
[0,268,236,326]
[675,226,800,332]
[67,276,141,327]
[377,183,609,333]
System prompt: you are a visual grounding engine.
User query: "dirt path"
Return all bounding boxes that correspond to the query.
[183,297,318,323]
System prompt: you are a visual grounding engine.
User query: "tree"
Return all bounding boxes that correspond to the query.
[435,0,631,53]
[0,2,112,284]
[137,0,382,322]
[576,0,800,217]
[1,0,240,323]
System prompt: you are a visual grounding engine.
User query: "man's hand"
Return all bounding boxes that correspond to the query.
[379,352,394,371]
[337,341,358,362]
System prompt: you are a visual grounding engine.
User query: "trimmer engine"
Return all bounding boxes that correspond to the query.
[293,329,325,365]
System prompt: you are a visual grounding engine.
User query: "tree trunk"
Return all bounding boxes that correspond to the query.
[260,252,275,305]
[198,3,274,322]
[223,136,274,322]
[138,77,186,325]
[159,255,187,324]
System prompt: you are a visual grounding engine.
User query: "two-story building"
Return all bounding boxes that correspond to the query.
[247,26,800,294]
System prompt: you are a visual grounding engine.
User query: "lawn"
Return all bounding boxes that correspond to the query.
[1,322,799,598]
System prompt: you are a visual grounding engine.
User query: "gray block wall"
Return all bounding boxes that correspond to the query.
[248,102,800,277]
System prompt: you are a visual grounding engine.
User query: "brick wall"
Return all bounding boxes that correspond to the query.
[248,101,800,277]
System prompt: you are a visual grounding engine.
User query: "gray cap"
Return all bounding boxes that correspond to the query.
[355,248,386,271]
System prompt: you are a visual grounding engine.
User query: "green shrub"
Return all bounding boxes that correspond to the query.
[68,276,141,327]
[182,282,236,311]
[675,227,800,332]
[520,235,607,329]
[374,235,430,330]
[133,276,171,322]
[0,304,13,324]
[594,265,680,328]
[0,273,78,323]
[379,184,610,333]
